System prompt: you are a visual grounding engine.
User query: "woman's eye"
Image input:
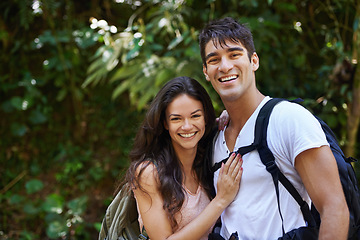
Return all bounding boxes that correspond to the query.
[192,114,201,118]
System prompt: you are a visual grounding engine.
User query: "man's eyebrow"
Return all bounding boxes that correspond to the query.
[205,52,218,61]
[205,47,244,61]
[227,47,244,52]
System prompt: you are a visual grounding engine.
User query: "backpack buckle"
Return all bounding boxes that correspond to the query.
[139,233,148,240]
[265,161,278,174]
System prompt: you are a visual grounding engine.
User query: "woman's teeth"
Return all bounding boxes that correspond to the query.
[179,132,196,138]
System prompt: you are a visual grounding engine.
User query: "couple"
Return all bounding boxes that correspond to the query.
[124,17,349,240]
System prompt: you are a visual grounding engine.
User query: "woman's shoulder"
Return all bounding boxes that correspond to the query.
[135,160,159,187]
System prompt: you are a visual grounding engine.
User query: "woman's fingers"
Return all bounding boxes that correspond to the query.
[223,152,242,177]
[231,154,242,179]
[217,153,243,205]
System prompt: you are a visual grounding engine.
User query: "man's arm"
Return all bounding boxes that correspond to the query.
[295,145,349,240]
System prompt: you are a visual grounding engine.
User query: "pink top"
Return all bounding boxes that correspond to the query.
[136,185,212,240]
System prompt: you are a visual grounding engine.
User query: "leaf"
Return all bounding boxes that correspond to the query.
[19,230,36,240]
[42,193,64,214]
[10,122,27,137]
[46,220,68,239]
[109,65,139,83]
[167,35,184,50]
[111,80,132,99]
[137,87,158,110]
[1,100,14,113]
[23,202,39,215]
[66,195,88,215]
[94,222,102,232]
[25,179,44,194]
[56,89,68,102]
[155,69,173,87]
[9,194,25,205]
[87,57,107,75]
[10,96,23,111]
[29,109,47,124]
[82,69,105,88]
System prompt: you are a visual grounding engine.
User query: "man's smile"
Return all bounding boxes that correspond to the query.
[218,75,238,82]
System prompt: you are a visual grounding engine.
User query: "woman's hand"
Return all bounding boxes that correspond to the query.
[216,110,229,130]
[216,153,243,206]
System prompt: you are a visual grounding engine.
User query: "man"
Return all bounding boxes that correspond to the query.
[199,17,349,240]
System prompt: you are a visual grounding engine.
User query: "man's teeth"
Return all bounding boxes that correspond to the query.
[180,133,196,138]
[220,75,237,82]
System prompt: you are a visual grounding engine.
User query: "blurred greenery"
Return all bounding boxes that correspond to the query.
[0,0,359,239]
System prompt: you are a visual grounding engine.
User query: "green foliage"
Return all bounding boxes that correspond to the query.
[1,0,359,239]
[84,0,213,110]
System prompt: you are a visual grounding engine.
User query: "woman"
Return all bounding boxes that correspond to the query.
[126,76,242,240]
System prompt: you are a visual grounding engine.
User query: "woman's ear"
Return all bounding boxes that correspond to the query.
[163,120,169,130]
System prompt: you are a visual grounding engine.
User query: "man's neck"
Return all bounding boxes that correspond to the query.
[222,91,265,151]
[224,90,265,132]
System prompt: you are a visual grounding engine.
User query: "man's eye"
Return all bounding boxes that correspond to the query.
[231,52,241,58]
[207,58,218,64]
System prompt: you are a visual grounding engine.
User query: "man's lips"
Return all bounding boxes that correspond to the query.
[218,75,238,82]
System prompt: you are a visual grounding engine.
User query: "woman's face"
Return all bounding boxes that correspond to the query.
[164,94,206,154]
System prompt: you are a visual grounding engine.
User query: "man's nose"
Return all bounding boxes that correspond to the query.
[219,57,233,72]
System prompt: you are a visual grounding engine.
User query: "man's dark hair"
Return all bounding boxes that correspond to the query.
[199,17,256,65]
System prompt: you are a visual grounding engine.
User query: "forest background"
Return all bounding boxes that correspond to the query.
[1,0,359,239]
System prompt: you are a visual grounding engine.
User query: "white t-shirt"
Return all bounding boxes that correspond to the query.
[213,97,329,240]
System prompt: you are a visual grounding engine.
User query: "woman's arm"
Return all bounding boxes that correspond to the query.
[133,153,242,240]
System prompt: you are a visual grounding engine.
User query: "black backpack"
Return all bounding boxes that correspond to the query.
[213,98,360,239]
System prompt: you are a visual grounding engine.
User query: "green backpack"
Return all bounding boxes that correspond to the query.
[98,182,149,240]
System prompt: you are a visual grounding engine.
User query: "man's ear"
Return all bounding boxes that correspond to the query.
[251,53,259,71]
[203,65,210,81]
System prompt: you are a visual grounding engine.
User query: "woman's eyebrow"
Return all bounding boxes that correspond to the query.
[168,109,202,118]
[191,109,202,115]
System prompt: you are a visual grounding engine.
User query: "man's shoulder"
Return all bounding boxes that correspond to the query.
[271,99,312,119]
[268,99,322,136]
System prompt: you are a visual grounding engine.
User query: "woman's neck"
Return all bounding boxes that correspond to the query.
[176,148,199,194]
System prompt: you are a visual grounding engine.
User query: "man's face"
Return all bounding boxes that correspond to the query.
[202,39,259,103]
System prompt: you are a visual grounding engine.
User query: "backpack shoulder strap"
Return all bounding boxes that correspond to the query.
[99,181,150,240]
[252,98,316,228]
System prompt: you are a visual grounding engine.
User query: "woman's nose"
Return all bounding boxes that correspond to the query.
[181,119,192,130]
